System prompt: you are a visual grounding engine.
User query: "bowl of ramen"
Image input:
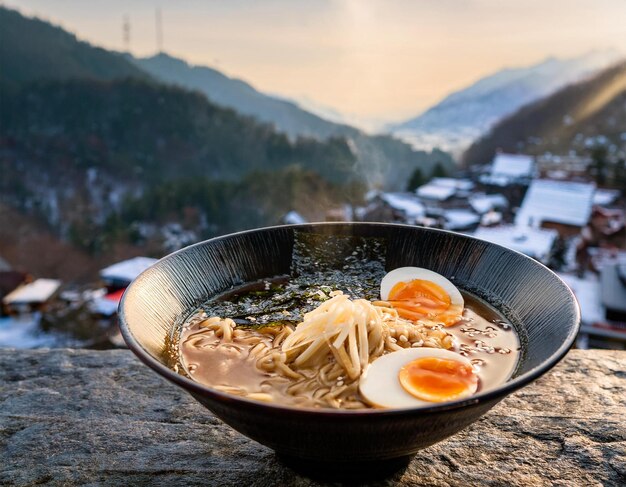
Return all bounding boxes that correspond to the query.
[119,223,579,466]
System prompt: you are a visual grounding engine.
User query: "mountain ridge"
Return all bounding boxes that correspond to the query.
[462,60,626,166]
[0,6,454,193]
[0,7,146,86]
[133,52,345,140]
[132,51,454,189]
[390,50,623,154]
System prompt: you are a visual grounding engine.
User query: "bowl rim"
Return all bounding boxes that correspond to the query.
[119,222,581,417]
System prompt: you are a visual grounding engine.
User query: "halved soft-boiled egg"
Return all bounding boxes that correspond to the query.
[377,266,463,326]
[359,348,478,409]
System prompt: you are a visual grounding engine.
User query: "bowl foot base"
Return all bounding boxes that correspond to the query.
[276,452,414,482]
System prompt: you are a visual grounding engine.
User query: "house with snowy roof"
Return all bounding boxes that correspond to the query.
[593,189,621,207]
[480,153,535,186]
[443,209,481,231]
[473,225,558,265]
[558,270,626,347]
[429,178,475,192]
[360,191,431,226]
[515,179,595,237]
[2,278,61,313]
[379,192,425,223]
[557,273,604,326]
[416,177,475,202]
[469,193,508,215]
[100,257,158,291]
[416,183,456,202]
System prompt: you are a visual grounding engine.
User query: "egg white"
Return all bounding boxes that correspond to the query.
[380,266,463,310]
[359,348,474,409]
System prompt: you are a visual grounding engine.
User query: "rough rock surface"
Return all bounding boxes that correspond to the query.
[1,349,625,486]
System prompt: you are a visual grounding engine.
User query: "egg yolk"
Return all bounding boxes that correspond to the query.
[398,356,478,402]
[386,279,461,326]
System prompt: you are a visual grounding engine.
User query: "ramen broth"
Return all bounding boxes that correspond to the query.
[175,279,520,409]
[453,294,520,393]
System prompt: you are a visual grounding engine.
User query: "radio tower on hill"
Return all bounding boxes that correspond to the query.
[122,14,130,52]
[155,7,164,53]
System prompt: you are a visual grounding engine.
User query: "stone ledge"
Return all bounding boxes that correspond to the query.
[1,349,625,486]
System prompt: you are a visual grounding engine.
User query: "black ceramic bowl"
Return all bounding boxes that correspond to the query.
[119,223,579,466]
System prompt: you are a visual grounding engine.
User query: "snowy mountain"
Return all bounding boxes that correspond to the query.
[390,50,623,154]
[463,60,626,166]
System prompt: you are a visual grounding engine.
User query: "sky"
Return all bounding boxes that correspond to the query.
[4,0,626,122]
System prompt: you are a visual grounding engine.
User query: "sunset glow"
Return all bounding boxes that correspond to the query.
[5,0,626,120]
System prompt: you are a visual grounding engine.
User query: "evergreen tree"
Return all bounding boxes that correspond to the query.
[406,168,425,192]
[589,145,608,185]
[613,158,626,191]
[431,162,448,179]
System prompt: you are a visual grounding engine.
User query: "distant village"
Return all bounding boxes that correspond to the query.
[0,255,157,348]
[1,152,625,350]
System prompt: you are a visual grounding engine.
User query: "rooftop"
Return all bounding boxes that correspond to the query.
[515,179,595,228]
[601,265,626,313]
[415,177,475,201]
[469,193,508,214]
[100,257,159,284]
[3,278,61,305]
[443,209,480,230]
[479,174,514,187]
[473,225,558,264]
[593,188,621,206]
[415,183,456,201]
[557,273,605,325]
[490,153,535,179]
[430,177,475,191]
[480,211,502,226]
[379,192,425,219]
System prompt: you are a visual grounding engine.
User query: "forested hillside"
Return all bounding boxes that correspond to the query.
[0,7,363,259]
[0,7,146,85]
[463,61,626,166]
[0,6,458,264]
[1,78,356,183]
[0,76,364,252]
[133,52,454,188]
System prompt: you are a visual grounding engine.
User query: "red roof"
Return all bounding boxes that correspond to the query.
[104,288,126,303]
